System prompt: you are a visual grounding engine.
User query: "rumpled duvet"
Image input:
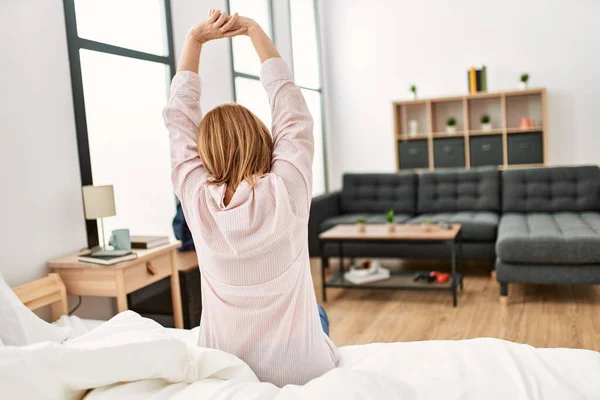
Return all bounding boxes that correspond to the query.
[1,311,599,399]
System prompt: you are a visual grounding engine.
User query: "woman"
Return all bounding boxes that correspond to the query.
[163,10,337,387]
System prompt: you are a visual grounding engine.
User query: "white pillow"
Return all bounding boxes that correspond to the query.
[0,270,72,346]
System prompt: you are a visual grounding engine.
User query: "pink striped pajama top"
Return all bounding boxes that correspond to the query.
[163,57,337,387]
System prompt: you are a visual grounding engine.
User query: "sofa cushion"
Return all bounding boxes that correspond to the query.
[320,213,413,232]
[340,173,416,214]
[417,167,500,213]
[497,212,600,264]
[408,212,499,242]
[502,166,600,213]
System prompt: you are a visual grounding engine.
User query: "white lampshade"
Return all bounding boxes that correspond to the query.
[82,185,116,220]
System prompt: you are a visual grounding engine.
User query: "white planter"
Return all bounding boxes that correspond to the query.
[410,92,417,100]
[446,126,457,134]
[518,81,528,90]
[409,120,418,135]
[482,123,492,132]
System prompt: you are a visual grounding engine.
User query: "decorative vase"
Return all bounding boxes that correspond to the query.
[518,81,527,90]
[446,126,457,134]
[482,123,492,132]
[409,120,418,136]
[357,223,366,233]
[519,117,535,129]
[387,223,395,234]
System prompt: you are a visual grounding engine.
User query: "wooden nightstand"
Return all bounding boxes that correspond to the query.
[47,242,184,328]
[127,250,201,329]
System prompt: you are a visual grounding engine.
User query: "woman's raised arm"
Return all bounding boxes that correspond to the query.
[164,10,244,204]
[234,19,315,218]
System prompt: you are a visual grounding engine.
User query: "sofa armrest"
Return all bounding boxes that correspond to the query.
[308,191,342,257]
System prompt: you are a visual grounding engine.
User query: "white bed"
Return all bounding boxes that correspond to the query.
[3,275,600,400]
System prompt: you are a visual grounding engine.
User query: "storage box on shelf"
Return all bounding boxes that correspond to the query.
[393,88,547,171]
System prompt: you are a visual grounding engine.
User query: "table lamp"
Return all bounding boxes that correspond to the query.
[82,185,116,250]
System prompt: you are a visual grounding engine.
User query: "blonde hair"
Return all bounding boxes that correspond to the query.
[198,103,273,189]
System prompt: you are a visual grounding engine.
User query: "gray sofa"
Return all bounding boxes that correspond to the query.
[309,167,501,262]
[496,166,600,298]
[309,165,600,294]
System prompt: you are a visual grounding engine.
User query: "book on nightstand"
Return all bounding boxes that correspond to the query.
[131,236,170,249]
[78,252,138,266]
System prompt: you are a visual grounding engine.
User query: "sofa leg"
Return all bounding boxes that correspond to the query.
[491,270,497,281]
[499,282,509,305]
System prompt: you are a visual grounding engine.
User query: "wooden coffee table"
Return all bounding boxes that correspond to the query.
[319,224,463,306]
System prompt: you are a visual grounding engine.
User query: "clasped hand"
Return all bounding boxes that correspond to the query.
[189,9,256,44]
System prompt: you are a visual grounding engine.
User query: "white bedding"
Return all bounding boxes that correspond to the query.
[2,311,599,400]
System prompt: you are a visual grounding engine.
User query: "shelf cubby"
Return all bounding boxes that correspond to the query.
[469,134,504,167]
[393,88,546,171]
[432,100,465,133]
[468,96,503,132]
[398,139,429,170]
[506,93,543,130]
[433,137,466,168]
[507,131,544,165]
[395,102,430,137]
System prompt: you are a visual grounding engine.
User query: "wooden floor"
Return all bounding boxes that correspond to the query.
[311,258,600,351]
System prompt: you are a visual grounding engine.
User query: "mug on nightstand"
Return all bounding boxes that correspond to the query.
[109,229,131,251]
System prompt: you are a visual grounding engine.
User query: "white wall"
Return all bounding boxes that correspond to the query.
[319,0,600,190]
[0,0,114,319]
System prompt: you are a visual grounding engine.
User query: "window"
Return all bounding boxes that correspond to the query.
[290,0,327,195]
[227,0,328,196]
[64,0,177,247]
[227,0,274,128]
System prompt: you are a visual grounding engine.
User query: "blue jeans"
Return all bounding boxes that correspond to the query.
[318,305,330,336]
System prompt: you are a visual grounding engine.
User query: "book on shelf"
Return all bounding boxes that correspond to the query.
[481,66,487,91]
[130,236,170,249]
[469,67,476,94]
[344,267,390,285]
[78,252,138,266]
[467,65,488,93]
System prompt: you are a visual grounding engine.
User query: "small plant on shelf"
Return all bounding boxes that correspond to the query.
[480,114,492,132]
[357,217,366,233]
[519,73,529,90]
[446,117,457,134]
[409,84,417,100]
[386,209,395,233]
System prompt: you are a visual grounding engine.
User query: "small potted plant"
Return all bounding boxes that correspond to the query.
[519,73,529,90]
[410,84,417,100]
[357,217,366,233]
[386,209,395,233]
[481,114,492,132]
[421,218,433,232]
[446,117,457,134]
